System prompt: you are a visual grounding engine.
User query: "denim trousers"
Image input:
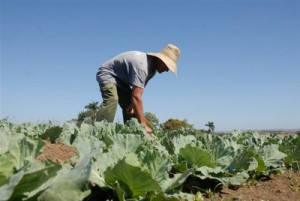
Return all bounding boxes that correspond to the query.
[96,83,133,123]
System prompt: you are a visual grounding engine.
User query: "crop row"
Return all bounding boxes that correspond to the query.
[0,119,299,201]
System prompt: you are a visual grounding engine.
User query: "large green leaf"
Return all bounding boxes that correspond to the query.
[58,121,78,146]
[279,135,300,170]
[104,159,162,199]
[71,135,105,160]
[222,171,249,186]
[0,130,23,155]
[9,164,61,200]
[226,149,258,174]
[37,155,92,201]
[179,145,216,168]
[91,134,143,182]
[0,137,44,178]
[161,169,193,193]
[89,134,145,187]
[172,135,197,155]
[136,139,171,186]
[259,144,286,168]
[198,134,236,167]
[0,170,24,201]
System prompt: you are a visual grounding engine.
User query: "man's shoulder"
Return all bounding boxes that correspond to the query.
[121,51,146,58]
[121,51,148,66]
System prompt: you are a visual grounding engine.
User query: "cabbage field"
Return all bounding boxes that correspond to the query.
[0,119,299,201]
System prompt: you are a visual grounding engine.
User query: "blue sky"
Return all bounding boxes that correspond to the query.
[1,0,299,131]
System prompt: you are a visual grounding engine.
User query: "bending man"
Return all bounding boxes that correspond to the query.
[96,44,180,134]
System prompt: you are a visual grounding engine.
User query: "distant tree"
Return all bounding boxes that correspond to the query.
[77,101,99,125]
[205,121,215,133]
[77,111,88,126]
[161,118,193,131]
[84,101,98,122]
[144,112,159,130]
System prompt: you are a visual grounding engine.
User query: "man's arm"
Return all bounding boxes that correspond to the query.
[131,86,153,134]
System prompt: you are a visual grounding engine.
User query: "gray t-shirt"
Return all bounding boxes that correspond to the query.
[96,51,156,90]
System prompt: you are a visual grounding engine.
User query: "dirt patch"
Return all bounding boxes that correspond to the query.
[206,171,300,201]
[36,141,77,163]
[36,142,300,200]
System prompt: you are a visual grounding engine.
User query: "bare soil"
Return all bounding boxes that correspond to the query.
[36,141,77,163]
[36,142,300,201]
[206,171,300,201]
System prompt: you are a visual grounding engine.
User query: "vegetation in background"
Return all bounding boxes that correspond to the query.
[77,101,99,125]
[144,112,159,130]
[160,118,194,131]
[205,121,215,133]
[77,101,201,131]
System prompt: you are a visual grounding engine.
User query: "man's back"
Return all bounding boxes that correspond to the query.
[96,51,156,89]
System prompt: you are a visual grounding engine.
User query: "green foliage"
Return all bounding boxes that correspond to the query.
[279,135,300,170]
[40,126,63,143]
[1,119,299,201]
[104,159,162,199]
[179,145,216,168]
[205,121,215,133]
[77,101,99,126]
[160,118,193,131]
[145,112,159,130]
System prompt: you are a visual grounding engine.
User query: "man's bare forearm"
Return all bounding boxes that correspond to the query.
[131,86,147,125]
[131,94,147,125]
[131,86,153,134]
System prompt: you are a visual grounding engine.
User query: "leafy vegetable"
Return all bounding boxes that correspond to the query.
[0,119,299,201]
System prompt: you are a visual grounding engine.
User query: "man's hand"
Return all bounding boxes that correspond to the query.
[143,124,153,135]
[126,104,134,115]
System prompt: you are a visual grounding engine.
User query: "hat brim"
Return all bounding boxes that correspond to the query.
[147,52,177,76]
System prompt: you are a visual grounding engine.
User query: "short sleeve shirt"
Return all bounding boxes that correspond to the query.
[96,51,156,90]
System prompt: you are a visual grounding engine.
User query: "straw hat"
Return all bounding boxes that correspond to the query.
[147,44,180,76]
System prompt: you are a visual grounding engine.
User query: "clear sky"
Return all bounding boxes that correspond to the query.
[1,0,299,131]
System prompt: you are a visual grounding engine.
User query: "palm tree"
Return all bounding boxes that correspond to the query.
[205,121,215,133]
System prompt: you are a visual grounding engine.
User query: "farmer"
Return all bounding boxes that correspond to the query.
[96,43,180,134]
